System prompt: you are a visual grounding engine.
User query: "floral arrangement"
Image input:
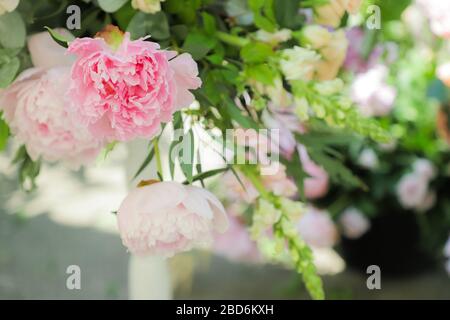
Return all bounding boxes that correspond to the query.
[0,0,400,300]
[307,0,450,275]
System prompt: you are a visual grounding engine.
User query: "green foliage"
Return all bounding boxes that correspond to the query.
[248,0,277,32]
[44,26,70,48]
[127,11,170,40]
[0,12,26,48]
[12,146,41,192]
[0,116,9,151]
[182,31,217,60]
[97,0,128,13]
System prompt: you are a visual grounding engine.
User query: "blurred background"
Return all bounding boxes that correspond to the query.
[0,145,448,299]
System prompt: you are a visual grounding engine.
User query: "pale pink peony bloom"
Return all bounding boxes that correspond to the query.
[412,158,436,181]
[416,0,450,39]
[416,191,436,212]
[339,207,370,239]
[298,145,329,199]
[351,65,396,117]
[214,214,261,263]
[297,206,338,248]
[27,29,75,69]
[0,67,103,169]
[117,181,228,257]
[396,173,428,210]
[67,33,201,142]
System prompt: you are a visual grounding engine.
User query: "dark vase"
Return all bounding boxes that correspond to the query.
[340,210,437,277]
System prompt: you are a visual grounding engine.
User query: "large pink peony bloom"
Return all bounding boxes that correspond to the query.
[117,181,228,257]
[0,67,103,168]
[67,32,201,142]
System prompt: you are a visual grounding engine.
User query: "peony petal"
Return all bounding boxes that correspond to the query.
[27,29,75,69]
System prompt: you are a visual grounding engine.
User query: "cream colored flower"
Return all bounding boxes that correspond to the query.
[302,25,332,49]
[280,46,321,81]
[314,0,362,27]
[316,29,348,81]
[0,0,19,15]
[131,0,165,14]
[255,28,292,46]
[314,78,344,96]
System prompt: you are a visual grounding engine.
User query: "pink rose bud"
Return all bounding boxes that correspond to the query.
[67,26,201,142]
[117,181,228,257]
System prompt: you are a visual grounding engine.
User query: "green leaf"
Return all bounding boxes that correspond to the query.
[0,57,19,88]
[274,0,302,29]
[182,167,229,185]
[240,42,273,64]
[113,1,136,30]
[44,26,70,48]
[133,147,155,179]
[223,96,259,129]
[98,0,127,13]
[244,63,277,85]
[182,32,217,60]
[202,12,216,35]
[0,12,26,48]
[127,11,170,40]
[0,116,9,151]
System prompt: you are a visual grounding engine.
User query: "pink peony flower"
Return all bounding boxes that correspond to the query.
[298,145,329,199]
[117,181,228,257]
[214,214,261,263]
[27,29,75,69]
[297,206,338,248]
[344,27,383,73]
[351,65,396,117]
[0,67,103,169]
[67,29,201,142]
[416,0,450,39]
[339,207,370,239]
[396,173,428,210]
[412,158,436,181]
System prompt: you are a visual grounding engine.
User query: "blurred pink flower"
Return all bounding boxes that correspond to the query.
[117,181,228,257]
[67,32,201,142]
[396,173,428,210]
[339,207,370,239]
[416,0,450,39]
[222,163,297,204]
[214,214,260,263]
[344,27,383,73]
[437,63,450,88]
[351,65,396,117]
[358,148,379,170]
[262,108,305,159]
[298,145,329,199]
[412,158,436,181]
[0,67,102,169]
[297,206,338,248]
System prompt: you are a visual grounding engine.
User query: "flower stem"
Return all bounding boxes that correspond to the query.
[215,31,250,48]
[153,138,163,180]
